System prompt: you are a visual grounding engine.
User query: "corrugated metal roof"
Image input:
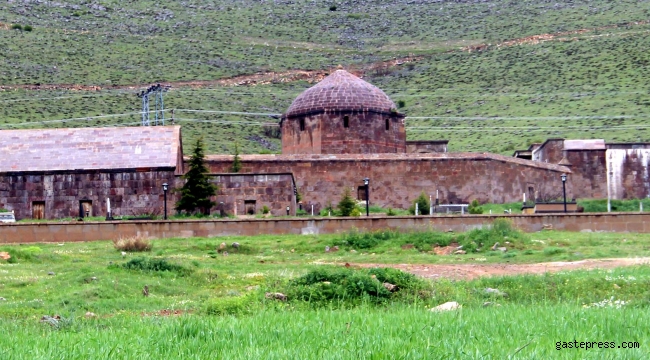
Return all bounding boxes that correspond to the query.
[0,126,181,173]
[564,139,606,150]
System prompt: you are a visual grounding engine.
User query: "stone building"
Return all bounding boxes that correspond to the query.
[281,70,406,154]
[3,69,647,220]
[515,139,650,200]
[0,126,183,220]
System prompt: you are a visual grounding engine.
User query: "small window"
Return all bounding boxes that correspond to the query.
[343,116,349,128]
[299,118,305,131]
[385,118,390,131]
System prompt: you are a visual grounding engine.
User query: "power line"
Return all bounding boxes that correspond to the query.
[176,109,281,117]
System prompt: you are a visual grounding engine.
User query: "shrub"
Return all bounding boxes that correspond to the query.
[113,236,152,252]
[408,191,430,215]
[230,143,242,173]
[337,188,356,216]
[10,24,22,30]
[203,295,255,316]
[23,25,33,32]
[350,208,361,217]
[335,229,397,249]
[120,257,192,276]
[1,246,42,263]
[397,100,406,108]
[386,208,397,216]
[286,267,427,305]
[261,205,270,215]
[543,247,566,256]
[468,199,484,214]
[455,218,526,252]
[329,5,337,11]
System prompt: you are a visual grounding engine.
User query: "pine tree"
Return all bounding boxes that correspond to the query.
[337,188,357,216]
[230,143,242,173]
[176,138,217,215]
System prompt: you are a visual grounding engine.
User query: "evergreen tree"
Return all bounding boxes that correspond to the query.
[408,191,431,215]
[337,188,357,216]
[230,143,242,173]
[176,138,217,215]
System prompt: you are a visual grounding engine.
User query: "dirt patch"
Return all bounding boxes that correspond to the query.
[432,242,459,256]
[141,309,190,317]
[352,257,650,281]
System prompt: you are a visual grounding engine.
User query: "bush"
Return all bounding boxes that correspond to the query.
[337,188,357,216]
[329,5,337,11]
[468,199,484,214]
[120,257,192,276]
[23,25,33,32]
[286,267,427,305]
[335,229,397,249]
[203,295,255,316]
[113,236,152,252]
[408,191,430,215]
[386,208,397,216]
[350,208,361,217]
[397,100,406,108]
[10,24,22,30]
[455,219,526,252]
[261,205,270,215]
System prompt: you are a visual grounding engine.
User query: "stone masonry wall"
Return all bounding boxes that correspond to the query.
[406,141,448,153]
[282,111,406,154]
[3,213,650,243]
[208,173,296,217]
[202,154,570,210]
[0,170,176,220]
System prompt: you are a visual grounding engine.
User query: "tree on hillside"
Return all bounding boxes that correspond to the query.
[176,138,217,215]
[337,188,357,216]
[230,143,242,173]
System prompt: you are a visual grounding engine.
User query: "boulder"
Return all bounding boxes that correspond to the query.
[231,242,240,249]
[265,292,287,301]
[383,282,397,292]
[430,301,461,312]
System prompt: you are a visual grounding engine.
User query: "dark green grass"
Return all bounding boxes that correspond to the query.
[0,303,647,359]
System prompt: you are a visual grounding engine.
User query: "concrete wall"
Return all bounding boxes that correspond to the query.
[282,111,406,154]
[203,153,570,210]
[2,213,650,243]
[0,170,176,220]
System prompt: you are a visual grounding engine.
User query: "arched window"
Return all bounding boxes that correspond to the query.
[385,118,390,130]
[343,116,349,128]
[299,118,305,131]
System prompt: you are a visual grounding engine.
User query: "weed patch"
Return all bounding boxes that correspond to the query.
[119,257,192,276]
[113,236,152,252]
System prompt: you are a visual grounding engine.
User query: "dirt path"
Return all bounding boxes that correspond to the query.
[352,257,650,280]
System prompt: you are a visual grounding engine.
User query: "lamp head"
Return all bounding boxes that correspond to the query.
[162,183,168,191]
[561,174,567,182]
[363,178,369,185]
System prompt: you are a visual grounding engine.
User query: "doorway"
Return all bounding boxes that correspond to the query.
[32,201,45,219]
[244,200,256,215]
[80,200,92,217]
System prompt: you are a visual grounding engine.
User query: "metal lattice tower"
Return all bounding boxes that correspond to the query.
[137,84,170,126]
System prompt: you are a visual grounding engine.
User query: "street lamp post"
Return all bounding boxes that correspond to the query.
[561,174,567,213]
[363,178,370,217]
[286,206,290,216]
[162,183,169,220]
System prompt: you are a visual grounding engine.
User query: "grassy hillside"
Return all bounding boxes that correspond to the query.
[1,0,650,154]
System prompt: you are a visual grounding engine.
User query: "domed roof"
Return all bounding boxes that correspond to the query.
[285,70,397,117]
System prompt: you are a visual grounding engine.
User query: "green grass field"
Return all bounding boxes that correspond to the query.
[1,223,650,358]
[2,0,650,154]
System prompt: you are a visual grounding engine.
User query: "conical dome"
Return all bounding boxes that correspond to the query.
[285,70,396,117]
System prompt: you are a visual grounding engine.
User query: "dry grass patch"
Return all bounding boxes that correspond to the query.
[113,236,152,252]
